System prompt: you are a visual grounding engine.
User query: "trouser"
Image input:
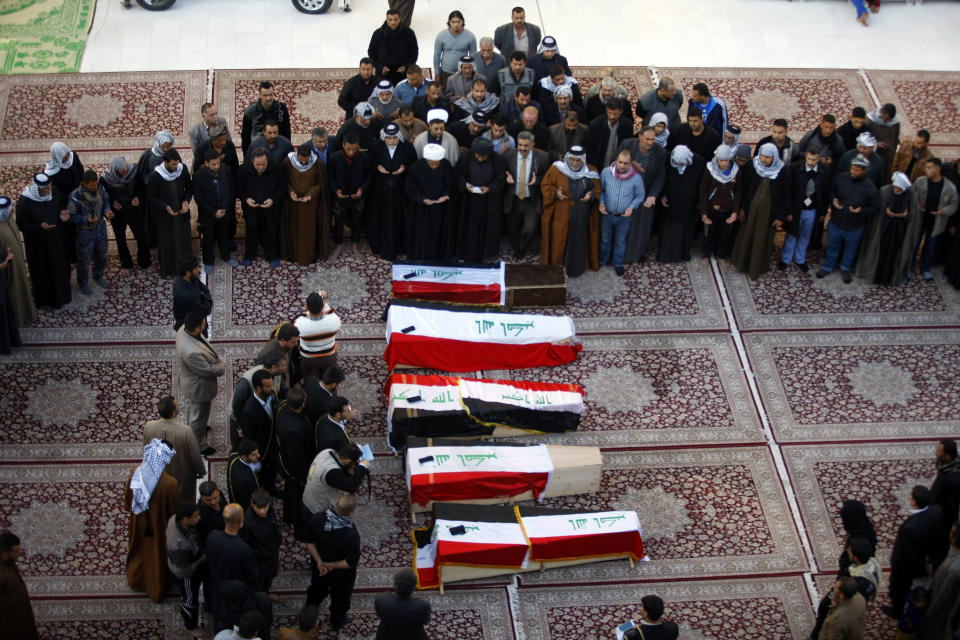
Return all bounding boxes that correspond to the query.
[110,210,151,269]
[333,198,364,244]
[183,398,212,449]
[599,214,632,268]
[702,210,734,259]
[889,570,915,619]
[300,352,336,381]
[174,572,203,631]
[810,592,831,639]
[913,226,938,274]
[306,566,357,627]
[623,203,654,262]
[199,213,232,265]
[850,0,869,18]
[507,197,540,256]
[243,203,279,261]
[781,209,816,264]
[75,225,108,287]
[821,224,864,273]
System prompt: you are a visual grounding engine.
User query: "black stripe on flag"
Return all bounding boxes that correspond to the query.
[463,398,581,433]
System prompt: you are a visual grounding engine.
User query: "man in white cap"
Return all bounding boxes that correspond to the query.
[369,80,401,121]
[838,132,883,187]
[413,109,460,165]
[529,36,571,82]
[817,153,880,284]
[405,143,457,260]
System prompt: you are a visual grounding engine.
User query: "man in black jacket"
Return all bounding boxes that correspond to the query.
[196,480,227,547]
[239,370,278,494]
[327,134,373,256]
[779,145,832,272]
[884,485,946,620]
[303,366,344,427]
[275,388,314,539]
[239,488,281,593]
[667,107,720,162]
[798,114,846,164]
[930,439,960,536]
[172,254,213,333]
[205,503,260,626]
[367,9,418,85]
[338,58,379,119]
[193,150,237,272]
[412,81,451,123]
[586,98,634,170]
[227,439,262,510]
[241,82,290,154]
[817,155,880,283]
[634,594,679,640]
[239,147,284,267]
[314,396,356,455]
[304,495,362,632]
[374,568,431,640]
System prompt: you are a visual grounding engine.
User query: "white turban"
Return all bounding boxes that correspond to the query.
[891,171,911,191]
[423,143,445,161]
[426,108,448,124]
[670,145,694,174]
[856,131,876,148]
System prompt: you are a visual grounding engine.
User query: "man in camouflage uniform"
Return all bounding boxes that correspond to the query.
[67,169,112,295]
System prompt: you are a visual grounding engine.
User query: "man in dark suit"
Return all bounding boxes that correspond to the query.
[634,594,679,640]
[314,396,356,455]
[239,369,278,492]
[930,438,960,535]
[227,439,262,510]
[375,568,431,640]
[548,111,589,162]
[503,132,550,258]
[493,7,541,61]
[303,366,344,429]
[275,387,314,539]
[586,98,634,170]
[884,485,947,620]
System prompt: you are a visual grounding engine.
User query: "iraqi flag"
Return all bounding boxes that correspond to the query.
[392,261,506,305]
[406,444,554,507]
[386,374,584,451]
[412,504,528,589]
[384,301,582,372]
[517,506,645,563]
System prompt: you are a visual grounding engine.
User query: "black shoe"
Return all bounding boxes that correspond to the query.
[815,269,829,279]
[201,447,216,457]
[331,615,351,631]
[615,266,625,276]
[881,605,900,620]
[777,261,788,271]
[841,271,852,284]
[797,263,809,273]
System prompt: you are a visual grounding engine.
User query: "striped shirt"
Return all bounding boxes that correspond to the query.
[295,305,341,359]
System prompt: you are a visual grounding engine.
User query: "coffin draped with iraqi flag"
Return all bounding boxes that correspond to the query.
[386,373,585,451]
[412,503,646,589]
[392,261,508,305]
[383,300,582,372]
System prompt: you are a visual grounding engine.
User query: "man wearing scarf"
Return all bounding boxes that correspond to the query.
[194,149,238,272]
[599,149,646,275]
[838,132,884,188]
[147,148,193,278]
[456,137,506,261]
[337,102,382,153]
[688,83,728,137]
[45,142,85,269]
[619,126,667,264]
[367,9,418,85]
[304,495,362,633]
[369,80,402,121]
[124,438,180,603]
[698,144,741,266]
[16,173,71,309]
[865,103,900,184]
[854,171,917,285]
[540,144,600,277]
[101,156,150,272]
[528,35,571,82]
[721,125,741,158]
[780,145,832,273]
[453,78,500,122]
[328,134,373,257]
[753,119,800,165]
[370,123,417,260]
[542,85,584,127]
[535,64,583,111]
[0,196,37,325]
[67,170,112,295]
[816,154,880,283]
[136,131,175,247]
[412,109,460,165]
[448,109,488,152]
[731,142,790,280]
[648,113,670,148]
[658,145,705,263]
[445,55,484,101]
[404,143,457,260]
[281,142,329,266]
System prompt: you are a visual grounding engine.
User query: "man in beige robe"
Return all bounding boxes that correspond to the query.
[143,395,206,502]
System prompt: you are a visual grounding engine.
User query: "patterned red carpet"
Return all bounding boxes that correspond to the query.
[1,67,959,639]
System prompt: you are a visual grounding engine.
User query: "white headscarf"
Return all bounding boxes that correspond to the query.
[21,173,53,202]
[101,156,137,189]
[649,112,669,148]
[154,160,184,182]
[0,196,10,222]
[867,106,900,127]
[151,131,175,157]
[44,142,74,176]
[753,142,784,179]
[369,80,395,104]
[707,145,739,184]
[670,145,694,175]
[380,123,405,144]
[855,131,877,148]
[552,145,599,181]
[129,438,175,515]
[287,150,317,172]
[891,171,912,191]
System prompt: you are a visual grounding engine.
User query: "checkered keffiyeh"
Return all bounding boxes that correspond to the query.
[129,438,175,514]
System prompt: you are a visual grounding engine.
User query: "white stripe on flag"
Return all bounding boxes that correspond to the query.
[520,511,642,539]
[406,444,554,478]
[386,305,577,345]
[433,519,528,547]
[459,379,584,414]
[392,263,504,288]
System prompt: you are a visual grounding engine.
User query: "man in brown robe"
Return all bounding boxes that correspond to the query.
[143,395,206,502]
[0,532,39,640]
[540,145,600,276]
[124,438,180,602]
[281,142,330,265]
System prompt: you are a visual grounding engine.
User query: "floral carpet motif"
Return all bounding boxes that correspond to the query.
[653,68,874,144]
[33,599,177,640]
[516,577,813,640]
[0,71,207,152]
[783,442,937,570]
[744,331,960,442]
[866,70,960,146]
[483,333,762,448]
[721,251,960,330]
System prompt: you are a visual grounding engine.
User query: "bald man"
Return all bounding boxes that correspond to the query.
[205,503,260,626]
[508,105,549,151]
[304,495,361,632]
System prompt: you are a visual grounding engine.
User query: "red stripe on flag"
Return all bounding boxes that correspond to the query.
[437,539,529,568]
[385,334,582,372]
[393,280,502,304]
[409,470,551,506]
[528,531,645,562]
[386,373,584,396]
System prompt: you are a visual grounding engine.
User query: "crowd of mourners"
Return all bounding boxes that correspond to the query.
[1,5,960,640]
